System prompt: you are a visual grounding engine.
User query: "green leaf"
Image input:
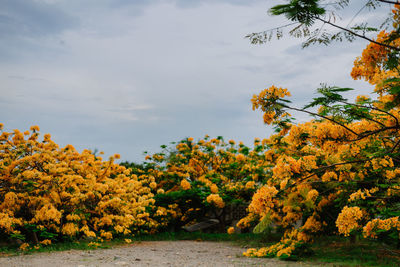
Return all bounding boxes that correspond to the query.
[253,214,272,234]
[330,87,354,92]
[389,86,400,95]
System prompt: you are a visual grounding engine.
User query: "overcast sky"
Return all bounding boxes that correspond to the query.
[0,0,388,162]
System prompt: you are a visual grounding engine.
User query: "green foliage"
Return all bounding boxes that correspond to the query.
[154,189,206,228]
[304,86,353,109]
[269,0,325,26]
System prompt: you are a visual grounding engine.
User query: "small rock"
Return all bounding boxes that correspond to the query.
[115,261,128,266]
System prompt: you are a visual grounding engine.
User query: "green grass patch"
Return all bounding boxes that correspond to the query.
[304,236,400,267]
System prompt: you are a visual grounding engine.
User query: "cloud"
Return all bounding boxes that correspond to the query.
[0,0,381,162]
[0,0,76,37]
[173,0,265,8]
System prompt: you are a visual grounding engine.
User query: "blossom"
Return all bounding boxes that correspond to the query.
[180,179,191,190]
[248,186,278,216]
[245,181,256,189]
[30,125,40,132]
[19,243,30,251]
[336,206,364,236]
[88,242,100,248]
[157,188,165,194]
[40,239,52,246]
[210,184,218,193]
[363,217,399,238]
[206,194,225,208]
[149,182,157,189]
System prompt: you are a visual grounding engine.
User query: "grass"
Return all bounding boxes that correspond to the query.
[305,236,400,267]
[1,232,399,267]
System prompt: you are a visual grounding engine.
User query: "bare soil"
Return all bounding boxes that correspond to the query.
[0,240,324,267]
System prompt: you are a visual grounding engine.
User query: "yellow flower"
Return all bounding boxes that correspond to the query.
[227,227,235,234]
[149,182,157,189]
[157,188,165,194]
[88,242,100,248]
[100,231,113,240]
[19,243,30,251]
[336,206,363,236]
[355,95,370,103]
[40,239,52,246]
[180,179,191,190]
[245,181,256,189]
[30,125,40,132]
[206,194,225,208]
[210,184,218,193]
[236,154,246,161]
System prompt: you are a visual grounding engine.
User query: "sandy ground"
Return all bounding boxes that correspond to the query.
[0,241,325,267]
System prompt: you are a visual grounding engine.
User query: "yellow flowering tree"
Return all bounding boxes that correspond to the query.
[241,5,400,259]
[0,125,165,248]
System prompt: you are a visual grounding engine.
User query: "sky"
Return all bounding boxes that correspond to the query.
[0,0,389,162]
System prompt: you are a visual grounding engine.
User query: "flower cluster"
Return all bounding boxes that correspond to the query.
[336,206,364,236]
[206,194,225,209]
[251,86,291,125]
[363,217,400,239]
[243,229,308,260]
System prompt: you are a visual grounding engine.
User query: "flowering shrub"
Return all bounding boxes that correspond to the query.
[138,136,269,230]
[0,125,165,246]
[244,229,311,260]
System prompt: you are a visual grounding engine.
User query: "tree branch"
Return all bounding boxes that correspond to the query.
[349,125,399,141]
[326,104,387,128]
[316,17,400,51]
[284,105,359,136]
[389,138,400,153]
[339,100,400,127]
[377,0,400,4]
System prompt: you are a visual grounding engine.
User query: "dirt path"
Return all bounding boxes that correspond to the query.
[0,241,324,267]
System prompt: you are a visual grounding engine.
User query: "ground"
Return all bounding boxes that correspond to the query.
[0,240,323,267]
